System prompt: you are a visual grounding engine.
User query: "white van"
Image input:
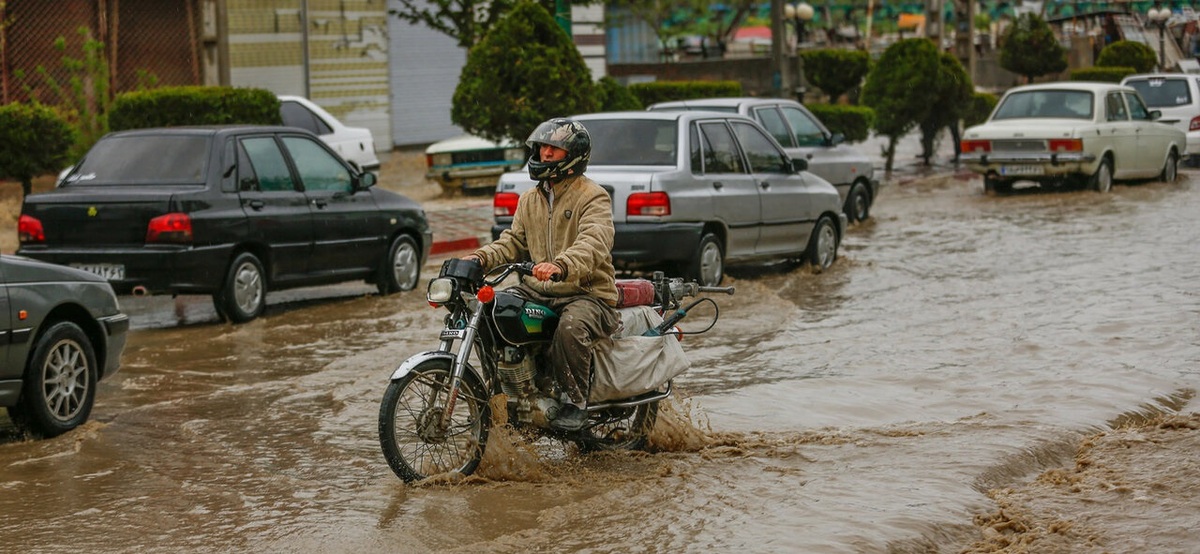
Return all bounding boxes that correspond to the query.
[1120,73,1200,159]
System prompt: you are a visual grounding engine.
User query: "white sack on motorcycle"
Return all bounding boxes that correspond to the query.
[590,306,690,403]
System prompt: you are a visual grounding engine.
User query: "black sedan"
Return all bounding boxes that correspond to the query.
[17,126,432,323]
[1,255,128,437]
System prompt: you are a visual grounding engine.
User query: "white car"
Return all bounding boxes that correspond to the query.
[424,134,526,194]
[1119,73,1200,158]
[960,82,1186,194]
[278,95,380,174]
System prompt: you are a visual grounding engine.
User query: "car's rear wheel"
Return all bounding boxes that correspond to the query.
[377,234,421,295]
[1160,150,1178,183]
[7,321,97,437]
[1090,158,1113,192]
[804,216,839,272]
[686,233,724,286]
[216,252,266,323]
[845,182,871,223]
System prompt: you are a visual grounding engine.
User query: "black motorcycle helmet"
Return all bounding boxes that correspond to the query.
[525,118,590,182]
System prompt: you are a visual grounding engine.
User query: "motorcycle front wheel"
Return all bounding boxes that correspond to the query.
[573,401,658,453]
[378,359,490,483]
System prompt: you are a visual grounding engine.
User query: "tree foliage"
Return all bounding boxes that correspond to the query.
[389,0,524,48]
[860,38,942,171]
[999,13,1068,82]
[918,52,973,165]
[1096,40,1157,74]
[800,48,870,103]
[596,76,643,112]
[0,103,77,196]
[451,1,597,144]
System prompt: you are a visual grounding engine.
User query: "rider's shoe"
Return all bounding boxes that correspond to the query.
[550,403,588,431]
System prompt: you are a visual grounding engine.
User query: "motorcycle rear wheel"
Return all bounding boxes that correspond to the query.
[378,359,490,483]
[573,402,658,453]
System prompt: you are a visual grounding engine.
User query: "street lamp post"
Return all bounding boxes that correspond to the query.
[1148,4,1171,71]
[783,2,815,102]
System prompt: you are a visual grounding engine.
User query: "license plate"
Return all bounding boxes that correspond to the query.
[1000,165,1044,176]
[71,263,125,281]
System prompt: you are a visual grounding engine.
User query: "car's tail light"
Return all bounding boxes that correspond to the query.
[628,192,670,216]
[1189,116,1200,131]
[1048,138,1083,152]
[961,140,991,153]
[493,192,519,217]
[18,214,44,243]
[146,213,193,244]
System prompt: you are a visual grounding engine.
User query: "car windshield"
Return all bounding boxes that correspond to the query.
[1125,78,1192,107]
[584,119,678,166]
[992,90,1094,120]
[65,135,209,185]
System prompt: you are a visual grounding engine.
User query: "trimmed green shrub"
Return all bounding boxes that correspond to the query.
[999,12,1068,82]
[962,92,999,128]
[108,86,281,131]
[861,38,943,171]
[0,103,77,196]
[806,103,875,143]
[1096,41,1157,73]
[800,49,871,103]
[918,52,974,164]
[1069,66,1137,83]
[596,76,643,112]
[627,81,743,107]
[452,0,597,144]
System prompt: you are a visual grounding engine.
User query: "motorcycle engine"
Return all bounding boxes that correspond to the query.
[497,346,557,425]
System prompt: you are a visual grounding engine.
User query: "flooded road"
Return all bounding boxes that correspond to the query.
[2,172,1198,553]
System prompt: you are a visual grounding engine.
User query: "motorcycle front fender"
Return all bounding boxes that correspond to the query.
[390,350,486,387]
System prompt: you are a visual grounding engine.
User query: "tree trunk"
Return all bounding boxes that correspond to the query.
[21,176,32,197]
[884,135,898,173]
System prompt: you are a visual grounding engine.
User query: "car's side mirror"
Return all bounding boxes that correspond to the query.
[357,171,377,189]
[828,132,845,146]
[1149,109,1163,121]
[791,158,808,173]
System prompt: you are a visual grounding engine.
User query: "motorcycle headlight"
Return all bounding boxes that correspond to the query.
[427,277,457,303]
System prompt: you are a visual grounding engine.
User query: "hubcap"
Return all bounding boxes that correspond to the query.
[817,224,836,268]
[699,241,722,285]
[233,261,263,314]
[392,242,419,289]
[1166,157,1177,182]
[41,339,89,422]
[854,193,868,220]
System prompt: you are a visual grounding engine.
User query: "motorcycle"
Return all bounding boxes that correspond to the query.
[378,258,733,483]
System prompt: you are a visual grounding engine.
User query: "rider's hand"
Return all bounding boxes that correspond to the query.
[532,262,562,282]
[462,254,481,264]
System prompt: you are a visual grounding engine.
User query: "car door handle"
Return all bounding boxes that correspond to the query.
[711,181,724,190]
[759,181,770,190]
[312,198,328,209]
[247,199,265,211]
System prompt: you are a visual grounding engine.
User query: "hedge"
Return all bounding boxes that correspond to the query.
[962,92,999,128]
[1068,66,1136,83]
[805,103,875,143]
[109,86,281,131]
[627,81,743,107]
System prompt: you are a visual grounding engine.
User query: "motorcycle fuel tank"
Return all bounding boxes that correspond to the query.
[492,291,559,344]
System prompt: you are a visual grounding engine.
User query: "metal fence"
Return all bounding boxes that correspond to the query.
[1,0,202,105]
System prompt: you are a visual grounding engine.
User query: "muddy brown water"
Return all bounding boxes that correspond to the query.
[1,172,1198,553]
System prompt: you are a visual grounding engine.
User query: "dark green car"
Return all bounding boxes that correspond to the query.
[0,255,128,437]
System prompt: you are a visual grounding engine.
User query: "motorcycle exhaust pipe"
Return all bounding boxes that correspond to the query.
[131,285,149,297]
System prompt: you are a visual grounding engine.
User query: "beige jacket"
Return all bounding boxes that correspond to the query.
[473,175,618,306]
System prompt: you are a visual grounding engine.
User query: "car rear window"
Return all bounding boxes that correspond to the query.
[992,90,1094,120]
[65,135,210,185]
[1124,78,1192,107]
[585,119,678,166]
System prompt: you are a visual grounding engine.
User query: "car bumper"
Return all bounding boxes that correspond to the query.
[17,244,234,295]
[490,222,704,265]
[98,313,129,379]
[961,151,1098,177]
[1187,131,1200,156]
[428,164,524,188]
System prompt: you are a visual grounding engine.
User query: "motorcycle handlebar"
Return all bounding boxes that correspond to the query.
[698,285,735,295]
